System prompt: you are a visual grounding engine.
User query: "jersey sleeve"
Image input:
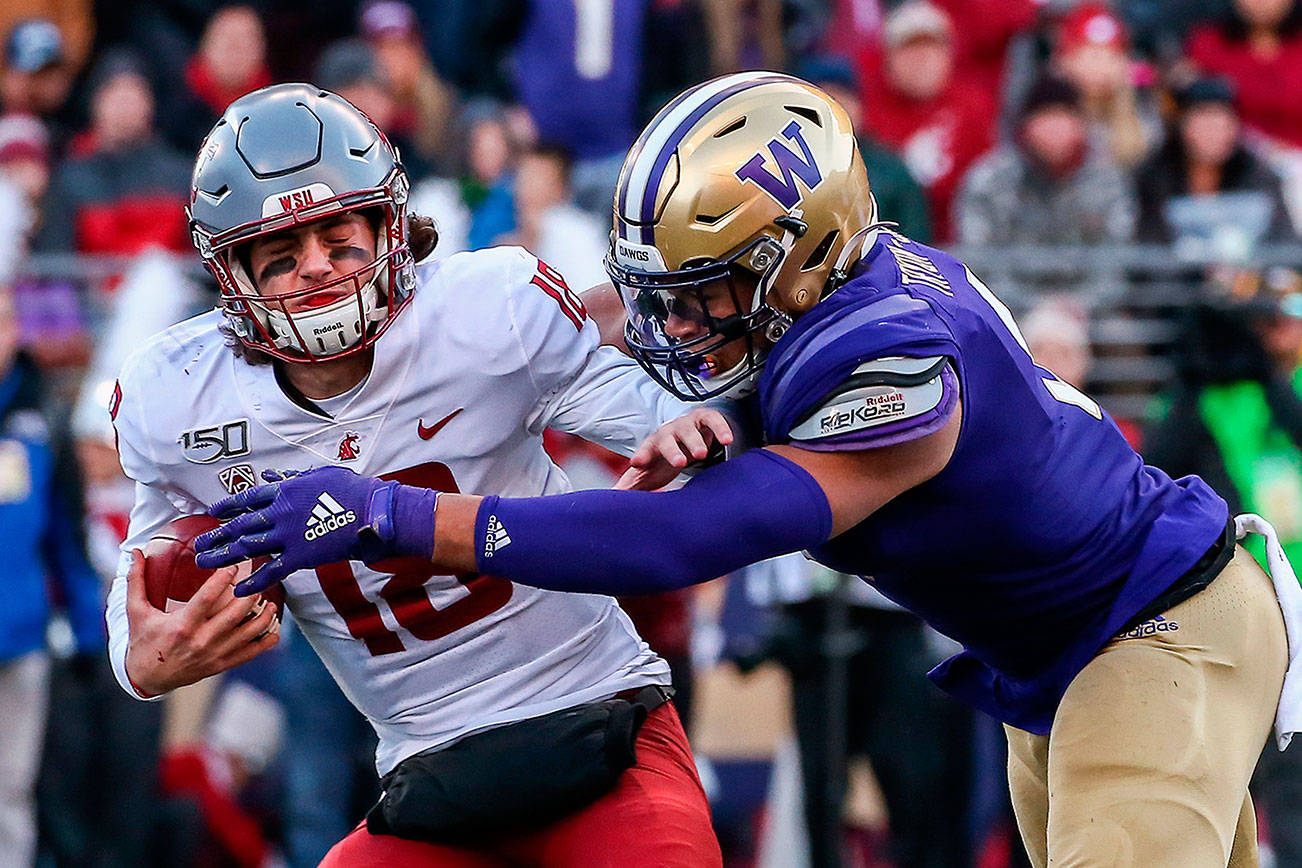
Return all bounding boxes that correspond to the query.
[105,481,186,701]
[105,359,189,701]
[502,251,691,454]
[532,345,693,456]
[760,287,962,451]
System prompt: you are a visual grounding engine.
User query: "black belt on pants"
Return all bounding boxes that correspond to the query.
[1119,519,1237,634]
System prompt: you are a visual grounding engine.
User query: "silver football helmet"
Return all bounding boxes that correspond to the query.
[188,83,415,362]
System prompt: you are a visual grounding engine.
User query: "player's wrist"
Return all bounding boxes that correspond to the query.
[361,481,438,561]
[390,483,439,559]
[124,651,165,698]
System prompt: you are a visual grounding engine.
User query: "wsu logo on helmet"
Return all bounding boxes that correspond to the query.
[734,120,824,209]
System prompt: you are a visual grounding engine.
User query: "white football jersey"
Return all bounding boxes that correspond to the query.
[107,247,685,774]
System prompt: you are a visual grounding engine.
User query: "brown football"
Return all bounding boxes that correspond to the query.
[142,514,284,613]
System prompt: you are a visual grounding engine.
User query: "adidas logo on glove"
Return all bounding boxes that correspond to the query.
[305,491,357,541]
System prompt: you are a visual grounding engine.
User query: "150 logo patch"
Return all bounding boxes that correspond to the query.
[179,420,251,464]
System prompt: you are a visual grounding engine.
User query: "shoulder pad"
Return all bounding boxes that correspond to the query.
[787,356,958,448]
[759,281,960,445]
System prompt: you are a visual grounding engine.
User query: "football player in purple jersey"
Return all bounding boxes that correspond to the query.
[199,73,1298,867]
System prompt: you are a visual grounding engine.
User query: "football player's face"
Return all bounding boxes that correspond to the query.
[662,273,757,376]
[247,212,377,310]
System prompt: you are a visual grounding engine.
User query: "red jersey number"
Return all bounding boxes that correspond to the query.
[532,260,588,331]
[313,462,513,656]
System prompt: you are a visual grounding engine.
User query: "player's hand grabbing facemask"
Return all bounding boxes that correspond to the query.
[194,466,439,596]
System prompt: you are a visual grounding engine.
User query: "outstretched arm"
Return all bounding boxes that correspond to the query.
[436,404,960,593]
[196,405,959,597]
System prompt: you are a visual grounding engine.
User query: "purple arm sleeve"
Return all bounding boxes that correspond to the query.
[473,449,834,594]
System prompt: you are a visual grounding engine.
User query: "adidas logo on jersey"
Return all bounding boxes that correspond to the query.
[304,491,357,541]
[482,515,511,558]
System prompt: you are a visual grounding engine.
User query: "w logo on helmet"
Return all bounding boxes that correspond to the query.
[734,120,824,209]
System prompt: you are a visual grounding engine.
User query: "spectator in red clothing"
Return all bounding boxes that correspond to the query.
[167,6,272,152]
[33,49,192,257]
[930,0,1036,101]
[1186,0,1302,150]
[829,0,1034,102]
[857,0,997,243]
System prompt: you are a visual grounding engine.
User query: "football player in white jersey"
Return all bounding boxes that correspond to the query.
[105,84,723,866]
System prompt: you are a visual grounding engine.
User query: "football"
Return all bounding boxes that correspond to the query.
[142,514,284,614]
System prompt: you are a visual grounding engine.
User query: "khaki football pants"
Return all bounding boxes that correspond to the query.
[1005,546,1288,868]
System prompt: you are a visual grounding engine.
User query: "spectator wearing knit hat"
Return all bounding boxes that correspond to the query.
[1,20,74,149]
[359,0,459,176]
[1053,2,1161,170]
[1135,76,1294,246]
[956,75,1136,250]
[0,113,46,241]
[857,0,998,243]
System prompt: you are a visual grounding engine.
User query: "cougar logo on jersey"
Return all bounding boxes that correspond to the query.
[337,432,361,461]
[179,420,251,464]
[734,120,823,209]
[304,492,357,540]
[218,463,257,495]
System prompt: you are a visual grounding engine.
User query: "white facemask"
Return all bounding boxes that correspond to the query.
[257,278,387,357]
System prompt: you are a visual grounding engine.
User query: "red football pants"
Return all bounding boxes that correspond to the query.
[319,702,722,867]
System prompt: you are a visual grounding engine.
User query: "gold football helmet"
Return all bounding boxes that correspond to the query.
[606,71,877,399]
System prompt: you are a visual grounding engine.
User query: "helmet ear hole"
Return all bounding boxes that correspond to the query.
[800,230,839,272]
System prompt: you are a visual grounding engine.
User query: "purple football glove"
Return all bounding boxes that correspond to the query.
[194,466,439,597]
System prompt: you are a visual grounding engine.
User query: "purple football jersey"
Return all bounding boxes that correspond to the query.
[512,0,648,160]
[758,232,1228,733]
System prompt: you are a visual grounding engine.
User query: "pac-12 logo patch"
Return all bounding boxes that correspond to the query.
[218,463,257,495]
[337,431,361,461]
[734,119,823,209]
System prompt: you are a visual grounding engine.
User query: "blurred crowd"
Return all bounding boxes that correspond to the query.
[11,1,1302,867]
